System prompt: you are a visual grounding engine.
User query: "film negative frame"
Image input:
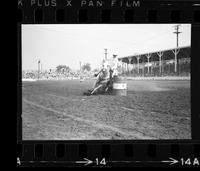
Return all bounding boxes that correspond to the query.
[17,0,200,167]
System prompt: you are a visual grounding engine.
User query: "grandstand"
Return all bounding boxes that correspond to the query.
[118,46,190,77]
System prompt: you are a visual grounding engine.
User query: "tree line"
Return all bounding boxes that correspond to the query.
[56,63,91,73]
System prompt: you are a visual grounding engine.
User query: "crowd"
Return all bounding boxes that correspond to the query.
[22,69,95,80]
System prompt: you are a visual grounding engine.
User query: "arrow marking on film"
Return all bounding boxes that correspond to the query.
[75,158,93,166]
[19,158,179,166]
[75,158,179,166]
[161,157,179,165]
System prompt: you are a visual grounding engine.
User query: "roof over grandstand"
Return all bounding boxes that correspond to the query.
[118,45,191,60]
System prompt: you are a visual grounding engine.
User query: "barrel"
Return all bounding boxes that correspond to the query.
[112,76,127,96]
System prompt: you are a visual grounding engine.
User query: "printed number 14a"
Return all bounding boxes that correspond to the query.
[180,158,199,166]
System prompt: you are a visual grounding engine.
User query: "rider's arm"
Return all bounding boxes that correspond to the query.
[95,68,103,77]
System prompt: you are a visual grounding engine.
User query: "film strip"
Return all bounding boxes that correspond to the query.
[17,1,200,23]
[17,142,200,167]
[17,0,200,167]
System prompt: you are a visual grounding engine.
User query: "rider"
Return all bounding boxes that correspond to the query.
[91,61,111,94]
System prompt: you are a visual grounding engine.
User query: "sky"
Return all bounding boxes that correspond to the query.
[22,24,191,71]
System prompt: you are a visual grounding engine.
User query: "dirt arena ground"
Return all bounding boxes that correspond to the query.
[22,79,191,140]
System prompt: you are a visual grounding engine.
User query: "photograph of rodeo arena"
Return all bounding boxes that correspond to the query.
[21,24,191,140]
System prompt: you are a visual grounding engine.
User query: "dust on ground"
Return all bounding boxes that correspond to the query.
[22,79,191,140]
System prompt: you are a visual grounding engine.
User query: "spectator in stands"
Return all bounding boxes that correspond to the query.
[110,55,119,77]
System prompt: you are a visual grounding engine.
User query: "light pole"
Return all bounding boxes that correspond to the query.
[173,25,181,75]
[104,48,107,60]
[38,60,40,80]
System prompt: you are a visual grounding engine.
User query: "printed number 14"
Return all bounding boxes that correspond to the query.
[96,158,106,165]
